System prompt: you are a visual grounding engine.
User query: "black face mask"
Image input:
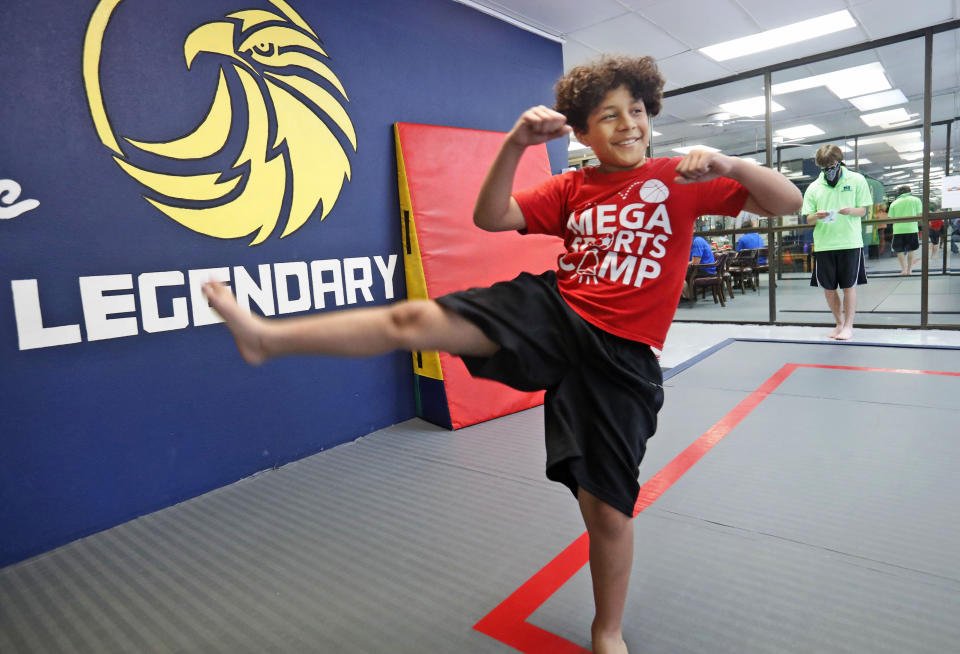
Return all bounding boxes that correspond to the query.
[823,162,842,186]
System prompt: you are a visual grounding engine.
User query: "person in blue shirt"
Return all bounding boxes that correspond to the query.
[690,235,716,273]
[682,235,716,300]
[736,218,767,264]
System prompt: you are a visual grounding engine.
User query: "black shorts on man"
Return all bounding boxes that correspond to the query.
[892,233,920,253]
[436,270,664,517]
[810,247,868,290]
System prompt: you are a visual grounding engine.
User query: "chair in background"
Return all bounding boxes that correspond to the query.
[753,247,768,288]
[686,252,728,307]
[728,249,757,294]
[719,252,735,300]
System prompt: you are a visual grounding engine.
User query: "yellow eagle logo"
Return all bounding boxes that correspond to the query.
[83,0,357,245]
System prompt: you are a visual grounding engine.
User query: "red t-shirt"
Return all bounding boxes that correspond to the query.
[514,157,748,349]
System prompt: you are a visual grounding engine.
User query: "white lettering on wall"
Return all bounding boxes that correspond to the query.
[310,259,345,309]
[0,179,40,220]
[10,279,82,350]
[9,254,400,351]
[274,262,312,314]
[189,268,230,326]
[374,255,397,299]
[234,264,275,316]
[79,274,138,341]
[139,271,189,333]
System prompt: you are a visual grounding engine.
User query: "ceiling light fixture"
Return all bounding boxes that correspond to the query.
[773,62,890,99]
[775,124,825,139]
[848,89,908,112]
[700,10,857,61]
[718,96,785,117]
[860,108,912,127]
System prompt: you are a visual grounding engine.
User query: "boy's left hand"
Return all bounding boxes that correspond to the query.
[674,150,734,184]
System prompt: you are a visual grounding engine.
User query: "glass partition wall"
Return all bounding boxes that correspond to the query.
[655,76,773,323]
[771,39,925,326]
[568,22,960,329]
[931,28,960,327]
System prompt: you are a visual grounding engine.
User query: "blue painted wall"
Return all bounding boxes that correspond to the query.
[0,0,564,567]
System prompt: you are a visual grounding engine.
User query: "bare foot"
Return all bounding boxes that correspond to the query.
[834,327,853,340]
[592,633,628,654]
[827,325,842,339]
[202,281,271,365]
[592,623,628,654]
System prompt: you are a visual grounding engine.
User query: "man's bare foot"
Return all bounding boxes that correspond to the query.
[202,281,271,365]
[834,326,853,340]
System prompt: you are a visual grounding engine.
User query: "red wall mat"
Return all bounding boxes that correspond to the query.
[396,122,563,429]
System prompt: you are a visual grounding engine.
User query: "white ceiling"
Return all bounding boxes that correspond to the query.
[461,0,960,195]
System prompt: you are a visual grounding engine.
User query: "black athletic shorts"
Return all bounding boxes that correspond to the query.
[810,248,867,290]
[929,228,941,245]
[436,270,664,517]
[892,233,920,252]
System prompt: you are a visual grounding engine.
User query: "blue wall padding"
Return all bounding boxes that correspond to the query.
[0,0,562,567]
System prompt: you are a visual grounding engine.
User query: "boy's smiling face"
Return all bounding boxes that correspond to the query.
[575,85,650,173]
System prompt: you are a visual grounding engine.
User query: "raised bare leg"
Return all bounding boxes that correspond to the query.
[835,286,857,340]
[579,488,633,654]
[823,289,843,338]
[201,281,498,364]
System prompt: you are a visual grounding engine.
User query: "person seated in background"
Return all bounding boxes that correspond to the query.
[690,234,717,273]
[682,235,716,299]
[736,218,767,264]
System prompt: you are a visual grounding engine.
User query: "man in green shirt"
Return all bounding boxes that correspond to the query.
[887,185,922,275]
[801,144,873,340]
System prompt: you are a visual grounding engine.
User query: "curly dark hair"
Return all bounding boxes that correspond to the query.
[554,56,665,133]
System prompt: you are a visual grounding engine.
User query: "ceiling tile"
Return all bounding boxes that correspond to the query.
[473,0,628,34]
[734,0,851,28]
[656,50,735,90]
[849,0,956,40]
[562,37,602,72]
[635,0,758,49]
[567,12,688,60]
[659,92,723,121]
[716,29,871,74]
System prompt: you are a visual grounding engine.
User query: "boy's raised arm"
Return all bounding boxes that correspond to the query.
[675,150,803,217]
[473,106,571,232]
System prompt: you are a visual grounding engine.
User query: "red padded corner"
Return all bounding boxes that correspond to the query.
[397,123,562,429]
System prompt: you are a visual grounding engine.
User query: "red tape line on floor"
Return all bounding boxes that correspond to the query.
[474,361,958,652]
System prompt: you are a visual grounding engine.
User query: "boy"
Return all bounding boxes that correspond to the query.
[887,185,922,275]
[203,56,802,653]
[801,144,872,340]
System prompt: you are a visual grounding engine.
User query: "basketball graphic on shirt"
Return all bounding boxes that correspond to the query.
[639,179,669,203]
